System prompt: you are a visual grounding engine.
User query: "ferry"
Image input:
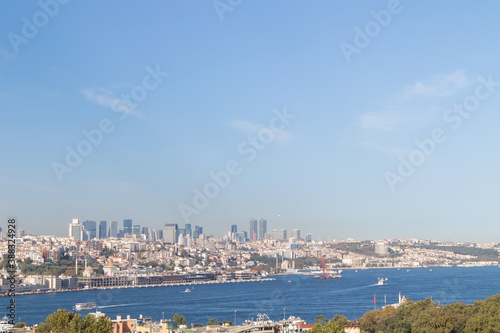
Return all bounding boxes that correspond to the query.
[73,302,97,311]
[377,277,388,285]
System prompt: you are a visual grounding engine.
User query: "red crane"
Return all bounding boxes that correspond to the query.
[314,255,343,279]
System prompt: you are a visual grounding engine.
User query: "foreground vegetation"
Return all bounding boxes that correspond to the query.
[35,295,500,332]
[312,295,500,333]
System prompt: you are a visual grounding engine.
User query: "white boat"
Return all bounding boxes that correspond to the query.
[377,277,388,285]
[73,302,97,311]
[184,288,191,293]
[0,316,13,332]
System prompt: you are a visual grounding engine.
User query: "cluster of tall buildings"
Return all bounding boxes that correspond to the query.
[68,219,204,244]
[227,218,311,243]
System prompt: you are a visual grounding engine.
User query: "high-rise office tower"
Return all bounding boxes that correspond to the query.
[249,219,258,241]
[272,229,279,240]
[185,224,192,236]
[258,218,267,240]
[69,219,82,241]
[280,229,287,240]
[110,221,118,238]
[99,221,107,239]
[133,225,141,235]
[231,225,237,233]
[305,234,312,242]
[142,227,149,240]
[163,223,178,244]
[123,219,133,235]
[193,225,203,239]
[290,229,301,240]
[82,220,97,240]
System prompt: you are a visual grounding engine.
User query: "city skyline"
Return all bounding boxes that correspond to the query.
[2,2,500,242]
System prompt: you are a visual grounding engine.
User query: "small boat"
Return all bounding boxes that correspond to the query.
[377,277,388,285]
[73,302,97,311]
[184,288,191,293]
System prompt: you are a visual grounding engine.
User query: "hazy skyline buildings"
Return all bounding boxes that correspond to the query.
[123,219,132,235]
[69,219,82,241]
[99,221,107,239]
[249,219,257,241]
[163,223,178,244]
[110,221,118,238]
[259,219,267,240]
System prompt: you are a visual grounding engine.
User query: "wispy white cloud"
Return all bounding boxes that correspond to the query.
[360,140,410,156]
[229,119,293,144]
[399,70,470,100]
[81,88,143,118]
[358,111,402,132]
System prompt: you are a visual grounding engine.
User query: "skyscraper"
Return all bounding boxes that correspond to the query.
[82,220,97,240]
[249,219,257,241]
[69,219,82,241]
[280,229,287,240]
[163,223,178,244]
[133,225,141,235]
[258,218,267,240]
[290,229,301,240]
[185,224,192,236]
[272,229,279,240]
[110,221,118,238]
[99,221,107,239]
[123,219,133,235]
[193,225,203,239]
[231,225,237,233]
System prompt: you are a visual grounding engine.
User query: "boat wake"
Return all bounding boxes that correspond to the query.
[97,303,144,309]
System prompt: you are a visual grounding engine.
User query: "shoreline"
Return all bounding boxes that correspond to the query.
[6,277,277,297]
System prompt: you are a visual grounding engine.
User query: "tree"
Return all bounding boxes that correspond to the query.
[13,322,28,328]
[315,315,328,325]
[207,318,219,325]
[36,309,111,333]
[173,313,186,325]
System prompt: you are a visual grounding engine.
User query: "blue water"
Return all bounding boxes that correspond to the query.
[3,266,500,325]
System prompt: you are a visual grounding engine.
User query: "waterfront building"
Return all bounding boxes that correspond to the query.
[375,241,389,255]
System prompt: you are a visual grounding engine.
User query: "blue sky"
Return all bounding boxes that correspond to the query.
[1,1,500,242]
